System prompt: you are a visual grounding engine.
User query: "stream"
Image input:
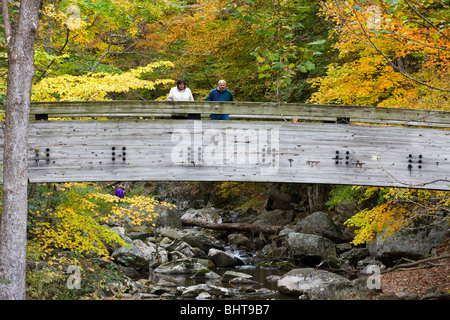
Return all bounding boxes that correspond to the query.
[148,266,296,300]
[145,245,298,300]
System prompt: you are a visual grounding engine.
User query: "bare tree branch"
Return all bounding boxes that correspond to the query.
[382,254,450,274]
[91,30,112,72]
[386,30,450,52]
[34,28,70,84]
[404,0,450,42]
[1,0,12,46]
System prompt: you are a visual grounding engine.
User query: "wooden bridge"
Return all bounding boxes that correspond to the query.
[0,100,449,190]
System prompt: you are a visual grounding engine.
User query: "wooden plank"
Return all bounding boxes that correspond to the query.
[8,100,449,128]
[0,120,448,189]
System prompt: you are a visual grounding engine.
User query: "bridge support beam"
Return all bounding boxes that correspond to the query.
[1,119,446,190]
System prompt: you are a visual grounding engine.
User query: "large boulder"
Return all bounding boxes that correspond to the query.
[181,207,223,223]
[111,238,169,270]
[254,209,294,226]
[295,211,344,242]
[277,268,374,299]
[367,218,449,266]
[208,248,244,267]
[111,242,149,269]
[154,207,182,229]
[286,232,337,266]
[172,230,223,253]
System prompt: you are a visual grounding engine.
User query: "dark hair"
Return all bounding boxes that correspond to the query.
[176,78,186,86]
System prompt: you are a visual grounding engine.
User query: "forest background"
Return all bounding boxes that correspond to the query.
[0,0,449,299]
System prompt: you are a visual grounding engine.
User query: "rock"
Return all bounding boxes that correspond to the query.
[208,248,244,267]
[367,218,448,266]
[229,277,259,285]
[170,250,190,261]
[174,230,223,253]
[220,271,253,282]
[254,209,294,226]
[181,207,223,223]
[154,207,182,229]
[127,231,152,241]
[396,292,420,300]
[157,227,181,240]
[106,280,129,296]
[180,284,231,298]
[286,232,337,266]
[133,239,155,260]
[357,258,386,273]
[111,243,149,269]
[169,241,196,258]
[149,285,176,296]
[152,244,170,268]
[295,211,344,242]
[421,291,450,300]
[153,258,210,274]
[138,293,160,300]
[266,275,281,282]
[192,269,221,280]
[118,266,141,279]
[339,248,369,267]
[336,243,352,253]
[196,292,212,300]
[159,237,172,245]
[111,238,170,270]
[277,268,363,299]
[228,233,251,248]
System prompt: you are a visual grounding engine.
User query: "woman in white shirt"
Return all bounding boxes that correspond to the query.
[167,78,199,119]
[167,78,194,101]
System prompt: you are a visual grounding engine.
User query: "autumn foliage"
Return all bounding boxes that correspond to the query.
[308,0,449,110]
[0,0,447,253]
[28,183,174,258]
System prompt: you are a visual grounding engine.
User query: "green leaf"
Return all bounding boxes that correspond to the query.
[272,62,286,71]
[307,39,326,45]
[268,53,279,61]
[385,0,400,5]
[305,61,315,70]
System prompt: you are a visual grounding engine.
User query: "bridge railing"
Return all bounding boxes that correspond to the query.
[20,100,450,128]
[0,101,449,189]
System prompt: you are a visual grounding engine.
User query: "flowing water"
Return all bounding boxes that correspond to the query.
[148,266,294,300]
[147,245,297,300]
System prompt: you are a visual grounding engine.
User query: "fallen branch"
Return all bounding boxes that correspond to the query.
[181,218,283,234]
[382,254,450,274]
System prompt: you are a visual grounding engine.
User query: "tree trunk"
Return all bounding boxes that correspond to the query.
[307,184,332,213]
[0,0,41,300]
[181,218,283,234]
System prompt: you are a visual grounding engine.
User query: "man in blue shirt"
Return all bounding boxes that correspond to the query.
[206,80,233,120]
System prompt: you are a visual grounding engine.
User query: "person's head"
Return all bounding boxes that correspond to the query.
[177,78,187,90]
[218,80,226,92]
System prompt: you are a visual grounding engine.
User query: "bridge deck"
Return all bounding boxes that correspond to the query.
[0,101,449,190]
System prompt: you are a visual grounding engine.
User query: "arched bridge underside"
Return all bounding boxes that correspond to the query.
[0,101,449,190]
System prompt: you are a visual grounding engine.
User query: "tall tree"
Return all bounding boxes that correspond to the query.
[0,0,41,300]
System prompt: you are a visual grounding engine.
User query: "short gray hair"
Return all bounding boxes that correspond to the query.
[218,80,226,85]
